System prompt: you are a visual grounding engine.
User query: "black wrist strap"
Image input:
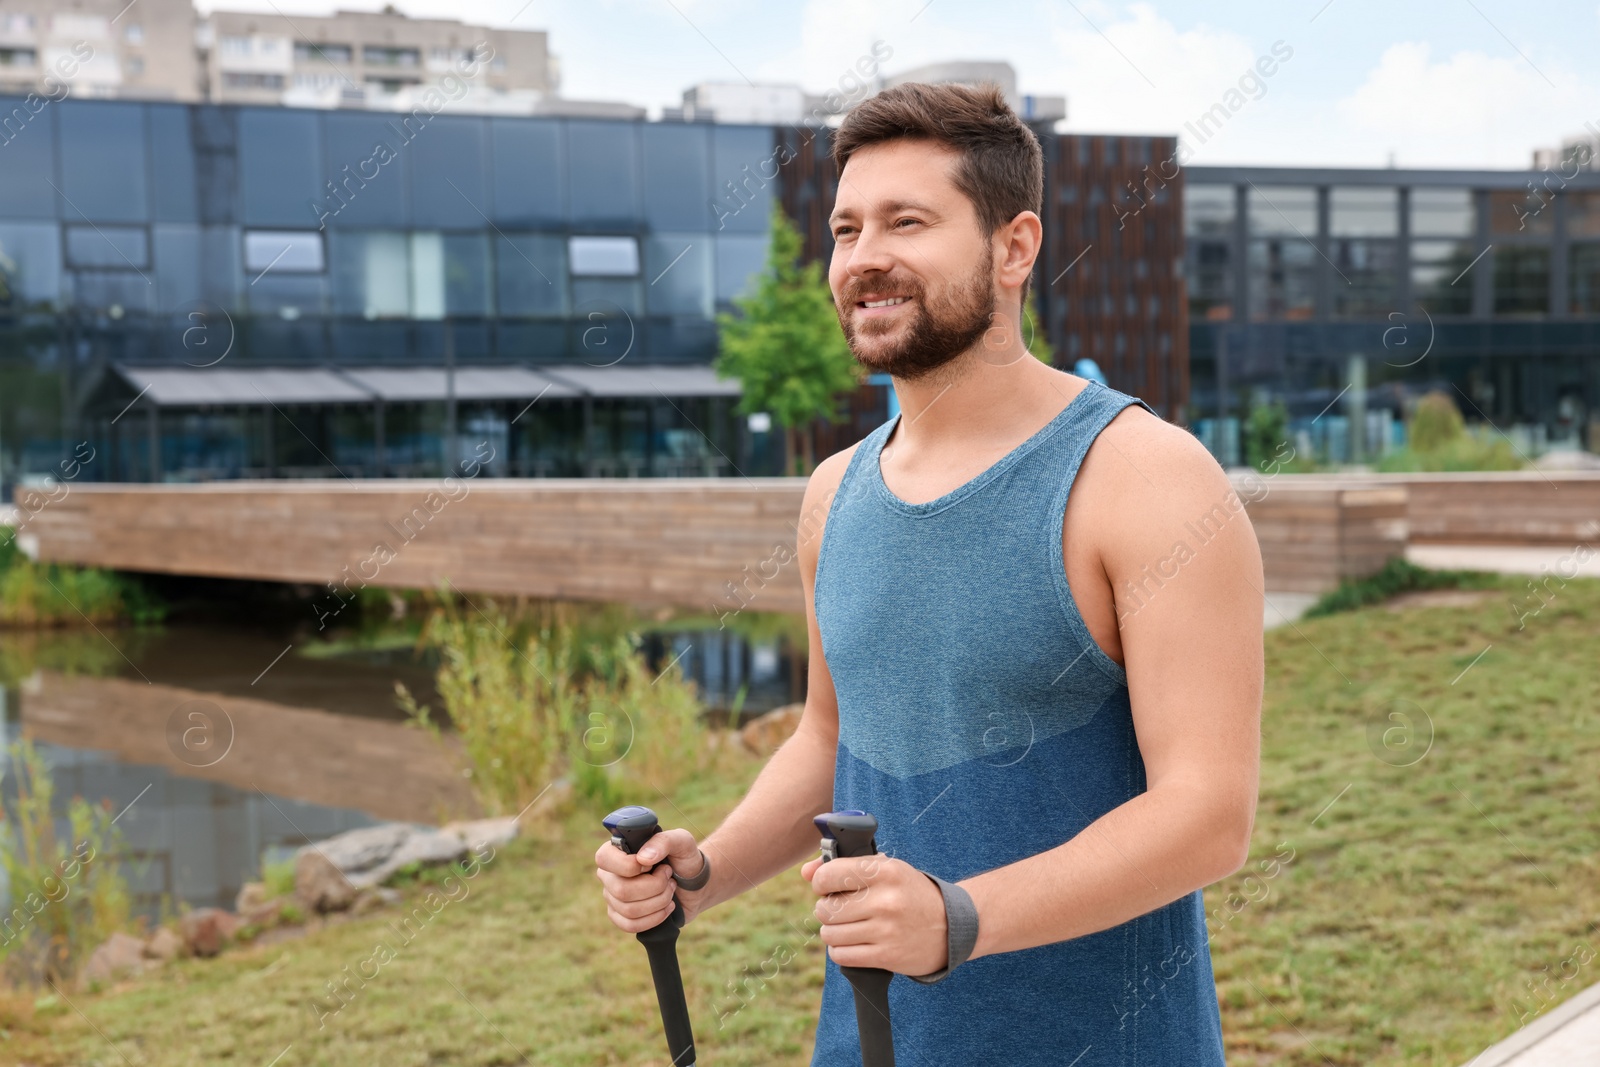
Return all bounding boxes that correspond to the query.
[671,849,711,891]
[908,872,979,984]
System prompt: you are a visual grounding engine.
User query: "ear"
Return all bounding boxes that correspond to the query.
[994,211,1042,306]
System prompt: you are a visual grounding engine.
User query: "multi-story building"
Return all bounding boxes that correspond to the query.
[202,7,556,113]
[1184,166,1600,464]
[0,0,199,103]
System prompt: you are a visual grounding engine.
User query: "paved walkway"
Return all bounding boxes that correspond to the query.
[1409,542,1600,578]
[1462,979,1600,1066]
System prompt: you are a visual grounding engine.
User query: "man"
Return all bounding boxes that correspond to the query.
[596,81,1262,1065]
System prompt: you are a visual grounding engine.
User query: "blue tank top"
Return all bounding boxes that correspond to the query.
[810,378,1226,1066]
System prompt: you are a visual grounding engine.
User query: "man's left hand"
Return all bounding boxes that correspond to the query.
[801,853,948,976]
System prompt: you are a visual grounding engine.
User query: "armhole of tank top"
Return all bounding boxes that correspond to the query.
[1047,392,1156,688]
[811,425,885,619]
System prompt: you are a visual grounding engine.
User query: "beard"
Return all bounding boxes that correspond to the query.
[836,254,995,381]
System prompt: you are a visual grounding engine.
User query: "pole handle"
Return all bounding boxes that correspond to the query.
[815,810,896,1067]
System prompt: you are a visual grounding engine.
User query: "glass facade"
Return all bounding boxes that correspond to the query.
[0,98,771,487]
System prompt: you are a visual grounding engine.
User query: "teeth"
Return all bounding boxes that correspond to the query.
[862,297,908,308]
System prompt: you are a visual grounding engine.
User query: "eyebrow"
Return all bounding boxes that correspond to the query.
[828,198,941,226]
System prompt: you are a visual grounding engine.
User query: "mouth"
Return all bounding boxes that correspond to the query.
[855,295,912,316]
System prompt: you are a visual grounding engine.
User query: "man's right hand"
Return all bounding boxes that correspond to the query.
[594,827,706,932]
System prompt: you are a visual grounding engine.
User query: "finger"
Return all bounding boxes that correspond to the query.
[800,857,822,881]
[608,901,673,934]
[636,827,697,866]
[595,842,651,877]
[607,879,676,921]
[817,917,877,947]
[596,864,672,903]
[810,856,878,897]
[814,887,875,925]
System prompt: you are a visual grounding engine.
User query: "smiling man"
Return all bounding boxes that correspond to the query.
[596,82,1263,1065]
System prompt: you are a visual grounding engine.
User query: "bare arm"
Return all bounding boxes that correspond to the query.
[959,414,1264,960]
[595,448,853,931]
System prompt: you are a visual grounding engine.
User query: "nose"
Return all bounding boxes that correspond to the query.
[843,215,899,283]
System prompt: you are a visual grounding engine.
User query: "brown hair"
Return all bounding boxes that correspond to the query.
[832,81,1044,300]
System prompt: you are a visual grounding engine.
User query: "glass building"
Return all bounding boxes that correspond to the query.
[1185,166,1600,465]
[0,97,784,484]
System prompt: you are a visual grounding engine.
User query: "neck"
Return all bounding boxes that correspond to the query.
[886,332,1072,447]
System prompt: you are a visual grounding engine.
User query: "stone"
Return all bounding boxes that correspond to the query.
[178,908,243,959]
[78,932,148,990]
[350,886,401,916]
[236,881,270,915]
[243,897,288,928]
[143,927,182,962]
[740,703,805,757]
[440,816,520,851]
[295,848,359,913]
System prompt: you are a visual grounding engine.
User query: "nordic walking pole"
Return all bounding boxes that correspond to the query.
[815,810,896,1067]
[603,805,697,1067]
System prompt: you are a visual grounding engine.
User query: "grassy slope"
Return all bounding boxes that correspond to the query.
[24,576,1600,1067]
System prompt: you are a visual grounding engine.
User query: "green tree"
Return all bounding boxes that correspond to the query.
[714,205,861,475]
[1244,396,1291,471]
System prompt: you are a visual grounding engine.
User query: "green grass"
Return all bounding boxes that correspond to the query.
[1305,557,1503,618]
[22,574,1600,1066]
[0,526,166,629]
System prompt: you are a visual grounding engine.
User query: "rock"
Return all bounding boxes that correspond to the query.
[178,908,243,959]
[740,703,805,757]
[236,881,270,915]
[243,897,288,928]
[143,927,182,962]
[440,816,520,851]
[349,886,403,916]
[295,849,359,913]
[78,932,148,990]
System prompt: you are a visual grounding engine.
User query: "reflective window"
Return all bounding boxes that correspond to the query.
[570,236,639,276]
[411,117,488,228]
[568,121,640,226]
[239,109,323,227]
[1186,239,1232,321]
[1493,246,1549,315]
[1564,192,1600,239]
[1329,238,1398,318]
[645,235,712,317]
[491,118,563,227]
[711,126,775,234]
[1247,186,1317,238]
[200,225,245,312]
[1411,240,1475,315]
[249,275,329,318]
[0,97,57,217]
[1184,184,1234,239]
[72,272,152,314]
[409,232,490,318]
[330,231,409,318]
[321,113,410,227]
[1247,239,1316,320]
[1570,243,1600,313]
[1330,188,1397,237]
[66,225,150,270]
[1409,188,1474,236]
[154,224,202,313]
[495,234,566,316]
[58,101,149,222]
[573,277,641,317]
[1489,189,1553,237]
[149,105,199,224]
[245,231,325,273]
[715,233,769,304]
[0,222,62,310]
[643,124,712,231]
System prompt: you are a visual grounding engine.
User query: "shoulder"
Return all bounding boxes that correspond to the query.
[797,440,865,567]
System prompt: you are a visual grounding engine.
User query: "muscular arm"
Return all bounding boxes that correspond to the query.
[676,449,852,919]
[959,414,1264,961]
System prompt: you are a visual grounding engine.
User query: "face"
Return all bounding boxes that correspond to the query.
[828,139,997,380]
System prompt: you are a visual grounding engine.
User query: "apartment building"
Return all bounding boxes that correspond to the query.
[0,0,200,102]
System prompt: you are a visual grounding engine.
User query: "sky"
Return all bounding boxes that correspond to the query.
[192,0,1600,170]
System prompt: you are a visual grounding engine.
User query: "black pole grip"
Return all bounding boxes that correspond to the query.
[603,805,696,1067]
[815,810,896,1067]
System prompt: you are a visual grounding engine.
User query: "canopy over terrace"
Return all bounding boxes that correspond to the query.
[82,363,746,481]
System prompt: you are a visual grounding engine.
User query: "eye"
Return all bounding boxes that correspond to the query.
[894,217,920,229]
[832,225,855,238]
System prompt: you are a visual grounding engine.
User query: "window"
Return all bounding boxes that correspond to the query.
[491,118,564,227]
[1184,184,1234,239]
[569,236,639,277]
[1329,238,1398,318]
[66,225,149,270]
[59,100,149,222]
[0,223,62,311]
[1570,243,1600,313]
[322,113,409,227]
[150,105,199,223]
[1330,188,1398,237]
[409,117,487,229]
[239,110,322,227]
[245,231,325,274]
[1187,239,1232,321]
[362,46,419,67]
[643,124,712,231]
[293,72,340,91]
[573,277,640,317]
[0,48,36,68]
[125,24,143,44]
[295,42,352,63]
[1411,240,1474,315]
[409,232,490,318]
[1493,246,1549,315]
[568,121,641,225]
[1564,192,1600,239]
[223,72,285,90]
[330,231,409,318]
[220,36,251,57]
[1247,239,1316,320]
[127,57,144,76]
[496,234,566,316]
[1247,186,1317,238]
[0,15,34,34]
[711,127,773,235]
[645,236,712,317]
[714,233,768,305]
[1489,189,1553,237]
[1409,188,1475,236]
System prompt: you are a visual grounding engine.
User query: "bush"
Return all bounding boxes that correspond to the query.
[1376,391,1523,472]
[0,534,166,628]
[1304,557,1501,618]
[0,739,132,987]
